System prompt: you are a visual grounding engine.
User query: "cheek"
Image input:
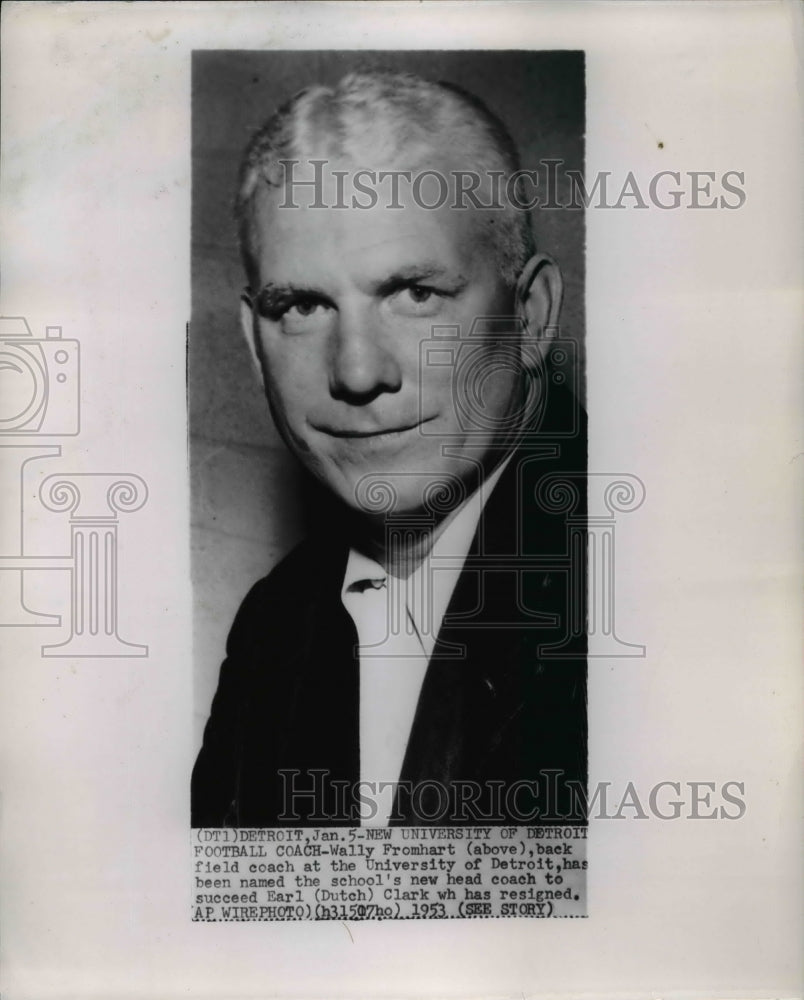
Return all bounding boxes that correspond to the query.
[448,344,522,432]
[477,363,520,427]
[475,350,521,399]
[260,346,317,419]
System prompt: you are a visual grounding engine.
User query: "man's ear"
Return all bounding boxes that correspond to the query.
[515,253,563,354]
[239,289,266,385]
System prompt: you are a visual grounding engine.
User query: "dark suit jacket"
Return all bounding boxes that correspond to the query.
[192,395,587,827]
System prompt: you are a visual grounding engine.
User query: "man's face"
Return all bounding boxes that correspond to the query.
[244,163,526,518]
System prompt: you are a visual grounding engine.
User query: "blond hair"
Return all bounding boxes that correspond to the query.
[235,71,535,286]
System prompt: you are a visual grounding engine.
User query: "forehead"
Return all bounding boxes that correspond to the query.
[249,160,497,287]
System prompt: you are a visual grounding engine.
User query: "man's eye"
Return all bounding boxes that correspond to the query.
[256,291,330,324]
[389,284,444,316]
[405,285,434,304]
[274,299,334,333]
[287,299,324,318]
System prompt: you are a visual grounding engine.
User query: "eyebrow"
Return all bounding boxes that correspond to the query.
[375,263,468,296]
[255,283,331,316]
[255,263,469,315]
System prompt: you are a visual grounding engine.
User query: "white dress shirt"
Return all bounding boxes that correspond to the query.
[341,459,509,825]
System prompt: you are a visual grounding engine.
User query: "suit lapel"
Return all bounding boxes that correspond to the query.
[244,537,361,825]
[392,423,585,823]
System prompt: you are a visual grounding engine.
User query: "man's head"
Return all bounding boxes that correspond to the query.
[236,71,562,520]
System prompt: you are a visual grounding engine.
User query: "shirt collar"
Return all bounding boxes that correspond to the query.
[341,456,511,653]
[342,548,386,595]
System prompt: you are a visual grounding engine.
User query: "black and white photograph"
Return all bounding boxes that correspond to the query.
[190,51,588,834]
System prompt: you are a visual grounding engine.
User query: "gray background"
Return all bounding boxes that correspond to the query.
[191,50,585,742]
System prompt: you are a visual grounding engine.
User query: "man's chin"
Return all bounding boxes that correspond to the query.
[329,468,473,522]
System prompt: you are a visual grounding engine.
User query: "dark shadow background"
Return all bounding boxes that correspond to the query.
[191,50,585,744]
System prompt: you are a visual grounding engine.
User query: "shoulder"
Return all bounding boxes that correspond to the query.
[225,533,346,652]
[233,537,318,609]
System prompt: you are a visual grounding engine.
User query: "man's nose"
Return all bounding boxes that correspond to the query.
[328,307,402,403]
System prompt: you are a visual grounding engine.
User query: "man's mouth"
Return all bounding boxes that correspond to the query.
[314,417,435,439]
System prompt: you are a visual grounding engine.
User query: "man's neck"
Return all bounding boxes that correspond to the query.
[363,521,447,579]
[350,453,512,579]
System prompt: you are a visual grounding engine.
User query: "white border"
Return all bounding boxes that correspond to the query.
[1,3,801,998]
